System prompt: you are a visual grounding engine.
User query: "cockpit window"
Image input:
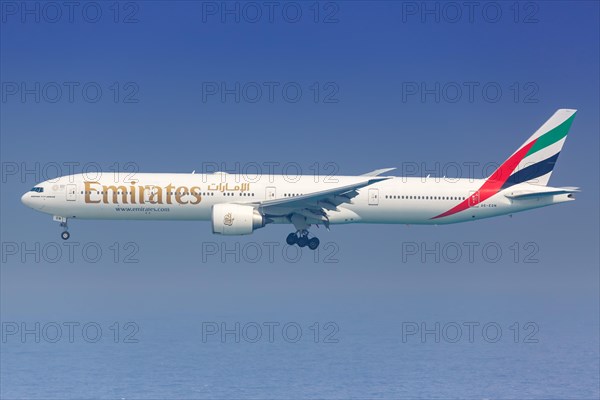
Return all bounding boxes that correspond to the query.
[30,187,44,193]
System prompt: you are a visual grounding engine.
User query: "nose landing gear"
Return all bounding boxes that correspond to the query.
[53,216,70,240]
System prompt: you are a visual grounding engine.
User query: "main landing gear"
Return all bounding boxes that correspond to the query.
[286,231,320,250]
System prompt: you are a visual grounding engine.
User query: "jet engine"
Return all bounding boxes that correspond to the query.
[211,203,266,235]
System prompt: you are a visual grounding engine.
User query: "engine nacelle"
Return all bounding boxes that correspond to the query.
[211,203,266,235]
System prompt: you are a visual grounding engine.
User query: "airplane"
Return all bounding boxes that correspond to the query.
[21,109,579,250]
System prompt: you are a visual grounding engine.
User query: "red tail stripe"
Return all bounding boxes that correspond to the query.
[432,140,537,219]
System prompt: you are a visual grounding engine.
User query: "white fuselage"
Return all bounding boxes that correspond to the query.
[21,173,574,226]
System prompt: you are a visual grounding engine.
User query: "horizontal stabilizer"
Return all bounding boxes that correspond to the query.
[505,187,580,200]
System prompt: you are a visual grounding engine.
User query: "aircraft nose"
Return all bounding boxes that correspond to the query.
[21,192,33,208]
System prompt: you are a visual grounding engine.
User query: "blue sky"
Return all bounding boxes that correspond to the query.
[1,1,599,398]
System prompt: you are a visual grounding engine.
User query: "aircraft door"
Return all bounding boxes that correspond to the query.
[468,191,480,207]
[265,186,276,200]
[368,188,379,205]
[66,184,77,201]
[144,186,158,203]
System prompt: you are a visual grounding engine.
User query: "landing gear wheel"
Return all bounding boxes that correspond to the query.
[297,235,308,248]
[308,237,320,250]
[61,231,70,240]
[286,233,298,245]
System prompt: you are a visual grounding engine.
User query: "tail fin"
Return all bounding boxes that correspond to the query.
[490,109,577,189]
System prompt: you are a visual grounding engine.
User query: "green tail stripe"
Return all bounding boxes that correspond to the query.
[525,114,575,157]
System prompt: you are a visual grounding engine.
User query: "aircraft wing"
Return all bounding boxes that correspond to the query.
[360,167,396,177]
[242,177,391,226]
